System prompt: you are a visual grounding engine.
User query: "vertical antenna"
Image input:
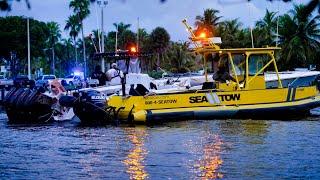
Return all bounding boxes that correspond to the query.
[248,2,254,48]
[98,0,108,72]
[27,18,31,79]
[137,17,140,52]
[95,3,102,52]
[276,1,279,47]
[115,23,118,52]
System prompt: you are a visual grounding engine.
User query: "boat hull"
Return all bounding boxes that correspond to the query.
[73,101,109,124]
[108,86,320,124]
[135,97,320,123]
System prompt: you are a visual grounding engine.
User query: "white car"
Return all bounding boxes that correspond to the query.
[62,75,83,88]
[0,75,13,89]
[35,75,57,87]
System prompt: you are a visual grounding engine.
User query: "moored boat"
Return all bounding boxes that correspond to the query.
[3,80,74,123]
[103,19,320,124]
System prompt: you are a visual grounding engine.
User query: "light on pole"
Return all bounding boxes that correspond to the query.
[97,0,108,72]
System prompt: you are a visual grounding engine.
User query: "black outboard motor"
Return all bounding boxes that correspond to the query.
[72,90,109,125]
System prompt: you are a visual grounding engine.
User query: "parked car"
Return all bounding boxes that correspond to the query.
[0,75,13,90]
[35,75,57,87]
[13,75,35,88]
[62,75,83,88]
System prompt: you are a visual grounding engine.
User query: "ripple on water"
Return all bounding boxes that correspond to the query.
[0,118,320,179]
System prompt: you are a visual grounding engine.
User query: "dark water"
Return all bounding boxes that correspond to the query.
[0,114,320,179]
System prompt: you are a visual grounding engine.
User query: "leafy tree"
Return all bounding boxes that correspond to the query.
[195,9,222,37]
[65,15,81,65]
[90,29,102,53]
[255,9,278,46]
[69,0,90,76]
[149,27,170,69]
[47,22,61,74]
[112,22,133,50]
[165,42,196,72]
[279,4,320,69]
[218,19,244,48]
[0,16,49,76]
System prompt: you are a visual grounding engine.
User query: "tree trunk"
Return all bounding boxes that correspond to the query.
[157,53,160,71]
[74,37,78,66]
[81,21,87,78]
[52,45,55,75]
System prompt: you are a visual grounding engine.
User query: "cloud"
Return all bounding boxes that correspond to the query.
[0,0,310,41]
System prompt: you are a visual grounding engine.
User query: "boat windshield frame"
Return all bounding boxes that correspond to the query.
[196,47,282,90]
[182,19,283,90]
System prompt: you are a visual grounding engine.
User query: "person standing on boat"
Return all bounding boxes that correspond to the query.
[212,64,236,83]
[91,65,107,86]
[107,63,123,85]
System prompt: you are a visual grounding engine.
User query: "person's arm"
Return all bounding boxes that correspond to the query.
[228,73,236,82]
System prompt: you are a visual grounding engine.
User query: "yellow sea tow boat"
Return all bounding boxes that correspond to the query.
[104,20,320,124]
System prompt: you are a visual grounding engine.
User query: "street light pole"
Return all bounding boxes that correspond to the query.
[27,18,31,79]
[97,0,108,73]
[115,23,118,52]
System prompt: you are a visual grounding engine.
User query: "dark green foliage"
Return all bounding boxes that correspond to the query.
[0,16,49,75]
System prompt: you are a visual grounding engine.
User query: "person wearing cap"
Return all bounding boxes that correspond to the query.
[107,63,122,81]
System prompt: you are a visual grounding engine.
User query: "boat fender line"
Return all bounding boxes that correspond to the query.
[23,89,40,108]
[3,87,17,104]
[16,88,32,109]
[105,106,117,124]
[8,88,25,106]
[127,105,135,124]
[115,106,125,121]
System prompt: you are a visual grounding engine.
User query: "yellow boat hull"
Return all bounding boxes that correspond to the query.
[107,86,320,123]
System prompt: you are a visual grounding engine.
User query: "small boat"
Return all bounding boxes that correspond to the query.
[102,19,320,124]
[3,80,74,123]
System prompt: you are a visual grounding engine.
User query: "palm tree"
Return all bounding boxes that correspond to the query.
[113,22,131,35]
[279,4,320,69]
[137,28,149,51]
[47,22,61,74]
[65,15,81,65]
[149,27,170,69]
[69,0,90,76]
[256,9,278,46]
[113,22,132,50]
[195,9,222,37]
[219,19,243,48]
[166,42,195,72]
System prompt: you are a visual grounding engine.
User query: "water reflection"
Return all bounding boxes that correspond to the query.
[242,120,269,136]
[217,120,269,143]
[123,127,149,179]
[192,130,224,179]
[76,129,105,179]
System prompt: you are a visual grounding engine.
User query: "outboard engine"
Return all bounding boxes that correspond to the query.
[3,87,54,123]
[72,90,109,125]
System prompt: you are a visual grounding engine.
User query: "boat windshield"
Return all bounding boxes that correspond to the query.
[248,54,272,75]
[217,53,246,81]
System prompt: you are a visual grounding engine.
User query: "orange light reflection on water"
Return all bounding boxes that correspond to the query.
[123,127,148,180]
[193,134,224,179]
